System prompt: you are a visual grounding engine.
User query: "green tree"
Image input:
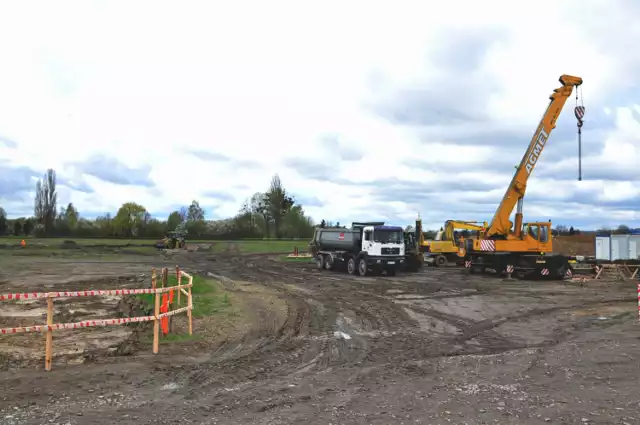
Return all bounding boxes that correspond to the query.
[64,203,79,228]
[113,202,147,237]
[34,169,57,236]
[95,213,113,237]
[616,224,630,234]
[0,207,6,235]
[23,218,34,236]
[167,211,183,231]
[251,192,270,237]
[187,200,205,221]
[265,174,294,238]
[13,220,22,236]
[186,200,206,236]
[279,205,314,238]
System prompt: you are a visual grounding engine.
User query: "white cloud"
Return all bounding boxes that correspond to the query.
[0,0,639,230]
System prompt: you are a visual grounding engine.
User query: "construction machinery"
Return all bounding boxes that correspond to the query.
[404,217,425,271]
[310,221,406,276]
[424,220,487,266]
[463,74,584,279]
[155,222,188,249]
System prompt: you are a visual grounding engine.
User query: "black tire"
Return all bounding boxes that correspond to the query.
[358,258,368,276]
[347,258,357,275]
[324,254,334,271]
[435,255,447,267]
[387,268,397,277]
[316,254,325,271]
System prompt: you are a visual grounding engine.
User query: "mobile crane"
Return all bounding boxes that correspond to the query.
[463,75,584,279]
[424,220,487,266]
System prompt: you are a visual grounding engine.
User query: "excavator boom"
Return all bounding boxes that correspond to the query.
[486,75,583,238]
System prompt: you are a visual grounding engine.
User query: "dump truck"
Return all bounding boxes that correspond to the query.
[309,222,406,276]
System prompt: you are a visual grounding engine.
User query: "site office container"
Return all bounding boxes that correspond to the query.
[595,232,640,262]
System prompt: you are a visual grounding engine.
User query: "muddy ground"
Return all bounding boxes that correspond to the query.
[1,249,639,425]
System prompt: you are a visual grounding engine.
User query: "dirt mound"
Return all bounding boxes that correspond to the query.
[554,234,595,256]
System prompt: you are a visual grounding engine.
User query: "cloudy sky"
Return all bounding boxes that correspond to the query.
[1,0,639,230]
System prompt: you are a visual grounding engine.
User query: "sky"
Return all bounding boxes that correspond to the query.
[0,0,639,231]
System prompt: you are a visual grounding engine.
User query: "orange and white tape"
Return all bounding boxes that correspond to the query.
[0,285,192,302]
[0,314,155,335]
[1,306,193,335]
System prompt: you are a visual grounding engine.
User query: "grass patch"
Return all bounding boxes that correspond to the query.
[136,275,232,319]
[211,240,308,254]
[157,333,203,344]
[0,238,310,255]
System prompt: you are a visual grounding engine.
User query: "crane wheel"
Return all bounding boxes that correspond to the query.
[435,255,447,267]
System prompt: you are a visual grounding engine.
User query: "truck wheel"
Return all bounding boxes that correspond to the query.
[347,258,357,275]
[316,254,325,271]
[435,255,447,267]
[324,255,334,271]
[358,258,368,276]
[387,268,396,277]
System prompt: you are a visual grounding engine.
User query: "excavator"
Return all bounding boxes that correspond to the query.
[462,74,584,279]
[404,216,425,271]
[423,220,487,266]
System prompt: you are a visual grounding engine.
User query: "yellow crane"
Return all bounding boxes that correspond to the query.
[463,74,584,279]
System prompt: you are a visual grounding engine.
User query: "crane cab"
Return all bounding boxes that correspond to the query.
[522,222,553,252]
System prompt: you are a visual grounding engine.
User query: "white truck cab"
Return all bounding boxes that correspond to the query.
[361,225,405,257]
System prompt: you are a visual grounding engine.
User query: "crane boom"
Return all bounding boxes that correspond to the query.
[485,74,583,238]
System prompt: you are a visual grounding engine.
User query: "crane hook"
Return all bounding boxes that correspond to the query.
[575,103,585,181]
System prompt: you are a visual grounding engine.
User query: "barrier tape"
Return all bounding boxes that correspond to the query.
[0,284,192,302]
[0,306,193,335]
[0,315,155,335]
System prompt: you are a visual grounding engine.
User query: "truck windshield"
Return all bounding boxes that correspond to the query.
[374,230,403,244]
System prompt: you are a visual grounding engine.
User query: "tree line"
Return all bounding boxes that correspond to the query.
[0,168,636,240]
[0,169,316,240]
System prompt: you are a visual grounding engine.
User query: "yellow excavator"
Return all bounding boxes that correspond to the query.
[423,220,487,266]
[463,74,584,279]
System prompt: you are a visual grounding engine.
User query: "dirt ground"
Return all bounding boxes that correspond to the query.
[1,248,639,425]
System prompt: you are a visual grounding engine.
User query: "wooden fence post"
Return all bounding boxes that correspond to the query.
[45,296,54,371]
[161,268,168,288]
[153,290,160,354]
[176,265,181,306]
[151,268,157,290]
[188,278,193,336]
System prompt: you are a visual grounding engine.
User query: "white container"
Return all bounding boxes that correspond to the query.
[595,234,640,261]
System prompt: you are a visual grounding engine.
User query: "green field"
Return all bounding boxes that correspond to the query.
[0,237,309,255]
